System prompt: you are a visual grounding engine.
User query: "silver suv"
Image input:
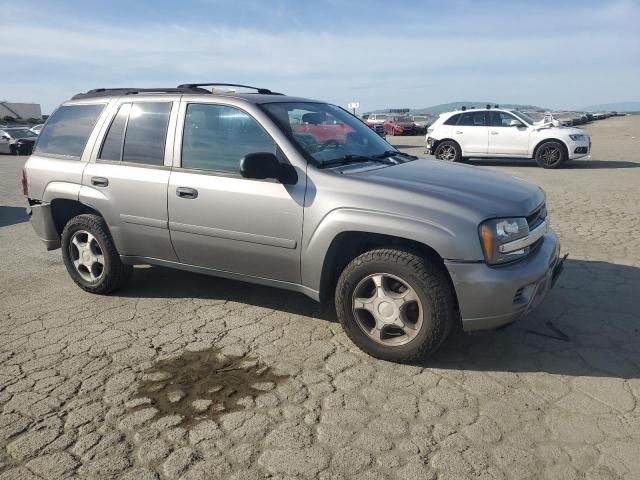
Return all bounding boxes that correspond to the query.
[23,84,564,362]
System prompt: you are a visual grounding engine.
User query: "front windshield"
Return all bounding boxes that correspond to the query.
[390,116,412,122]
[261,102,398,166]
[5,128,37,138]
[510,110,535,125]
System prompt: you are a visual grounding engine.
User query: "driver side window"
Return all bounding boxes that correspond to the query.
[181,103,276,174]
[490,111,518,127]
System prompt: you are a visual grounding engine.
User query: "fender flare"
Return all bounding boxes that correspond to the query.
[301,207,465,293]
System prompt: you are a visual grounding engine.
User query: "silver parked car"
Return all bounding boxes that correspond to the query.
[23,84,564,362]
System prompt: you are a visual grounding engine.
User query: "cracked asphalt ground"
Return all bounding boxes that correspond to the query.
[1,115,639,480]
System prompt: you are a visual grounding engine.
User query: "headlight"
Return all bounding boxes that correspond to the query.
[479,217,530,265]
[426,128,434,135]
[569,134,587,141]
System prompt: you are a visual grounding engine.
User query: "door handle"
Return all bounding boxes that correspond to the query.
[455,131,463,134]
[176,187,198,199]
[91,177,109,187]
[490,131,499,135]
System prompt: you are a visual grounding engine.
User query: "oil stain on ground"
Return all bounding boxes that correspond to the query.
[128,348,288,426]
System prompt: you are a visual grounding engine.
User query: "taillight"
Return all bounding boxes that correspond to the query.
[21,168,29,196]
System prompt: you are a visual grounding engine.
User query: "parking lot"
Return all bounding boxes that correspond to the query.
[0,115,639,479]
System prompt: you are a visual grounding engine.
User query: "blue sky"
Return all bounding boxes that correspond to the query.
[1,0,639,113]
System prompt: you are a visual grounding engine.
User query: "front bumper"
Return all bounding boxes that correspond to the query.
[568,138,591,159]
[445,229,562,331]
[425,136,435,154]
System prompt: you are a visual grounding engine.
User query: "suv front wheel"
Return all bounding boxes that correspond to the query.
[434,140,462,162]
[535,141,566,169]
[335,248,456,362]
[61,214,132,294]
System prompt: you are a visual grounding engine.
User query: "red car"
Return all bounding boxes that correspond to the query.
[293,115,355,147]
[383,115,417,136]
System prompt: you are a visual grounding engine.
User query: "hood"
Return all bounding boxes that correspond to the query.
[353,158,545,218]
[532,123,586,136]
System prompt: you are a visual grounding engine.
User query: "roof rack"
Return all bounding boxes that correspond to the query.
[177,83,284,95]
[71,87,211,100]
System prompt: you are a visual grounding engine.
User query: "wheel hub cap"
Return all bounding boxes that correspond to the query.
[69,230,105,283]
[352,273,424,346]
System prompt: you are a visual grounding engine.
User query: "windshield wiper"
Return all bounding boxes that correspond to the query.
[374,150,418,160]
[318,155,395,169]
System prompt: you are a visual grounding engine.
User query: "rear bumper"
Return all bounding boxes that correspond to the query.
[27,202,60,250]
[445,229,562,331]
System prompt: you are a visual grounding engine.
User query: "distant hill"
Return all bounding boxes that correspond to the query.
[579,101,640,112]
[367,101,547,115]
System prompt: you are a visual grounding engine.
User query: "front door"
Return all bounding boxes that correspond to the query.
[167,102,305,283]
[487,111,530,156]
[451,110,489,154]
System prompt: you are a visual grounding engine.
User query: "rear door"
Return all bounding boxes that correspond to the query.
[80,98,180,261]
[167,100,304,283]
[451,111,489,154]
[487,111,530,156]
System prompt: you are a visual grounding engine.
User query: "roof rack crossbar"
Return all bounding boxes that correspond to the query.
[177,83,284,95]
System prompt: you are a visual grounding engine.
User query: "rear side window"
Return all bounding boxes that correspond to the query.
[35,104,105,158]
[181,103,276,173]
[458,111,487,126]
[443,114,461,125]
[98,102,171,165]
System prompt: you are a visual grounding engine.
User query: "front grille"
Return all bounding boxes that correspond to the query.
[526,204,547,230]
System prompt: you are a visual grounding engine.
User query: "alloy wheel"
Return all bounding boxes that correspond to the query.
[437,145,456,161]
[352,273,424,346]
[540,145,561,167]
[69,230,105,282]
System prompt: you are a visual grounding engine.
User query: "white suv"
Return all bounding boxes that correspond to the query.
[425,108,591,169]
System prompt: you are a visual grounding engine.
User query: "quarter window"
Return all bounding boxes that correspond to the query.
[34,104,105,158]
[181,104,276,173]
[458,111,487,126]
[98,102,171,165]
[443,113,461,125]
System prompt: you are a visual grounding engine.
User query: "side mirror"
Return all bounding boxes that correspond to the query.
[240,152,297,184]
[510,119,524,127]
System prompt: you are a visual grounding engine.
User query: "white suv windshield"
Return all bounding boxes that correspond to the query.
[510,110,535,125]
[262,102,400,166]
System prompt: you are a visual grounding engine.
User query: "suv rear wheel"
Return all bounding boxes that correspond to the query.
[434,140,461,162]
[61,214,132,294]
[535,141,566,169]
[335,248,456,362]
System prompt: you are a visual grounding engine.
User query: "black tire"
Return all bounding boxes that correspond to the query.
[434,140,462,162]
[10,146,18,156]
[335,248,456,362]
[61,214,132,294]
[535,141,566,169]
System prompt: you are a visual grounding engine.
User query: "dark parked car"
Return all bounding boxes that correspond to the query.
[0,127,38,155]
